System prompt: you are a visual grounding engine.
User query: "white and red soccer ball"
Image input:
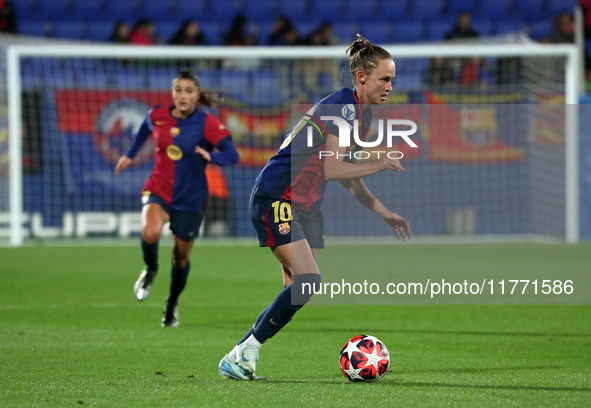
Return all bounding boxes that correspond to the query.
[339,334,390,382]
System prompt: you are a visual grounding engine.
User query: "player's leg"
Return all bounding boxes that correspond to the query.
[134,202,169,301]
[161,236,195,327]
[162,209,203,327]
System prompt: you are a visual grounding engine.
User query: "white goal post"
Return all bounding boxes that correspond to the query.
[5,42,580,245]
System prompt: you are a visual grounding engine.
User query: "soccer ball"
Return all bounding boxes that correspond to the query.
[339,334,390,382]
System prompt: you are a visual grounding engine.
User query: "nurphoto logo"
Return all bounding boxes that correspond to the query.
[310,116,418,160]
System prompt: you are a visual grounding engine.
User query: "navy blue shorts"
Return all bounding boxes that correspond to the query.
[296,210,325,249]
[143,193,204,242]
[250,185,324,248]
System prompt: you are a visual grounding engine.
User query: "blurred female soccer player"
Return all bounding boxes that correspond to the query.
[219,35,411,380]
[115,70,239,327]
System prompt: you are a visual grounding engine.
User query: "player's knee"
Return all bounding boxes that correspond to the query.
[142,228,161,244]
[291,273,322,306]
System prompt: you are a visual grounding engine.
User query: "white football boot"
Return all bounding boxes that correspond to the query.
[219,336,266,381]
[134,269,156,301]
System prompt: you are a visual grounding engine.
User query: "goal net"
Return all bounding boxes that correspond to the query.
[0,34,579,245]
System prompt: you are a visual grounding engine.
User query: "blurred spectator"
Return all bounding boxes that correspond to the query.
[547,12,575,43]
[305,22,338,46]
[427,58,455,86]
[445,12,480,41]
[223,14,257,46]
[130,18,159,45]
[269,16,301,45]
[0,0,16,33]
[301,22,341,90]
[170,20,208,45]
[444,12,481,86]
[545,12,591,82]
[109,21,131,43]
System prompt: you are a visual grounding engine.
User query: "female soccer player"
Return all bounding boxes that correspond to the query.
[115,70,239,327]
[219,35,411,380]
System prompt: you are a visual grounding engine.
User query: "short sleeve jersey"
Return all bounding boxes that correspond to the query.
[255,88,372,212]
[126,105,231,212]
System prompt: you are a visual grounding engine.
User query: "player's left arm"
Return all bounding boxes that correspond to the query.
[339,178,411,241]
[195,114,239,165]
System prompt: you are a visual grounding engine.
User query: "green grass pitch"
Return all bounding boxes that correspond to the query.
[1,242,590,407]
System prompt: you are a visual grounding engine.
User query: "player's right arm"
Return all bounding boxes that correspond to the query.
[323,133,404,181]
[114,111,154,176]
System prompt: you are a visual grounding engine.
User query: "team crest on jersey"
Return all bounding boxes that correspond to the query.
[170,127,180,137]
[278,223,290,235]
[219,124,226,130]
[342,104,356,121]
[166,144,183,160]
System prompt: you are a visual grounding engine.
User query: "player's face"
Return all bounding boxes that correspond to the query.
[172,78,200,117]
[358,59,396,105]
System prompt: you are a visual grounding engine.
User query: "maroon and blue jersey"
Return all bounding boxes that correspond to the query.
[126,105,238,212]
[255,88,372,212]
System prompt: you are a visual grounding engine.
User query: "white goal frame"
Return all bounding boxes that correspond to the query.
[6,43,580,245]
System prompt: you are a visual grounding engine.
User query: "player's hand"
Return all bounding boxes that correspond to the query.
[195,146,211,162]
[376,154,404,173]
[382,212,411,241]
[115,156,132,176]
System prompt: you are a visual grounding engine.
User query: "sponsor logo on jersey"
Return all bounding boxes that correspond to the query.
[170,127,180,137]
[166,145,183,160]
[278,222,290,235]
[342,104,356,120]
[219,124,226,130]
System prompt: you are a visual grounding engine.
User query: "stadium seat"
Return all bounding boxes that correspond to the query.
[147,68,180,89]
[377,0,409,19]
[546,0,576,15]
[294,19,322,39]
[331,21,358,43]
[393,21,424,43]
[157,21,181,44]
[36,0,70,19]
[446,0,478,15]
[198,20,223,45]
[87,21,115,42]
[359,20,393,44]
[513,0,544,22]
[196,69,220,89]
[210,0,244,20]
[219,69,251,95]
[12,0,37,20]
[310,0,344,20]
[70,1,106,20]
[104,0,139,21]
[425,18,454,41]
[470,18,493,36]
[251,69,280,89]
[174,0,209,20]
[51,21,86,40]
[478,0,511,19]
[76,71,110,89]
[344,0,376,20]
[18,20,49,38]
[43,70,77,88]
[410,0,444,19]
[277,0,309,20]
[110,69,148,89]
[140,0,175,21]
[495,19,525,34]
